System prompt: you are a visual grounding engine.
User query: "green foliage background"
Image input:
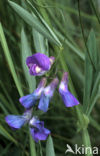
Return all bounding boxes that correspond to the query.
[0,0,100,156]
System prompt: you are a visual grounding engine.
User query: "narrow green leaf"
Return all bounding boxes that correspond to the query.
[91,72,100,99]
[21,28,36,93]
[83,30,95,113]
[87,85,100,116]
[32,28,49,56]
[83,29,98,114]
[0,23,23,97]
[46,135,55,156]
[83,72,100,115]
[0,124,17,145]
[8,0,61,46]
[83,53,93,112]
[87,29,97,69]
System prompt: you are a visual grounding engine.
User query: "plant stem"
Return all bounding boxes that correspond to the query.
[29,131,37,156]
[39,141,43,156]
[82,129,93,156]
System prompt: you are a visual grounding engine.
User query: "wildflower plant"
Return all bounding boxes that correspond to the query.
[5,50,78,143]
[0,0,100,156]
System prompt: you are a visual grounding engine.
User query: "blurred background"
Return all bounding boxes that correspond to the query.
[0,0,100,155]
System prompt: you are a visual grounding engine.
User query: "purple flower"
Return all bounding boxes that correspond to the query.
[59,72,79,107]
[29,117,50,142]
[26,53,55,76]
[5,109,50,142]
[5,109,33,129]
[19,78,47,109]
[38,78,59,112]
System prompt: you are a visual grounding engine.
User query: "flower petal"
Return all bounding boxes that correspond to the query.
[30,128,38,142]
[38,93,50,112]
[59,72,79,107]
[19,78,47,109]
[38,78,59,112]
[26,53,55,76]
[26,53,51,70]
[44,78,59,97]
[34,128,50,141]
[5,115,26,129]
[30,126,50,142]
[34,77,47,96]
[59,89,79,107]
[29,117,50,142]
[19,94,36,109]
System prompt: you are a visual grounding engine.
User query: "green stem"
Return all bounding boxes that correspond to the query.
[29,131,36,156]
[39,141,43,156]
[82,129,93,156]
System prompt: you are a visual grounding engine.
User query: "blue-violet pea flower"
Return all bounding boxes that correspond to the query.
[19,77,47,109]
[5,108,33,129]
[26,53,55,76]
[38,78,59,112]
[59,72,79,107]
[5,110,50,142]
[29,116,50,142]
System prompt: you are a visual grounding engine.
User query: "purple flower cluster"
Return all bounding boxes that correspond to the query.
[5,53,79,143]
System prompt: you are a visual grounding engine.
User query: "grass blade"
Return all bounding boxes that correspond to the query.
[21,28,36,93]
[32,28,49,56]
[87,29,97,69]
[83,30,95,113]
[0,23,23,97]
